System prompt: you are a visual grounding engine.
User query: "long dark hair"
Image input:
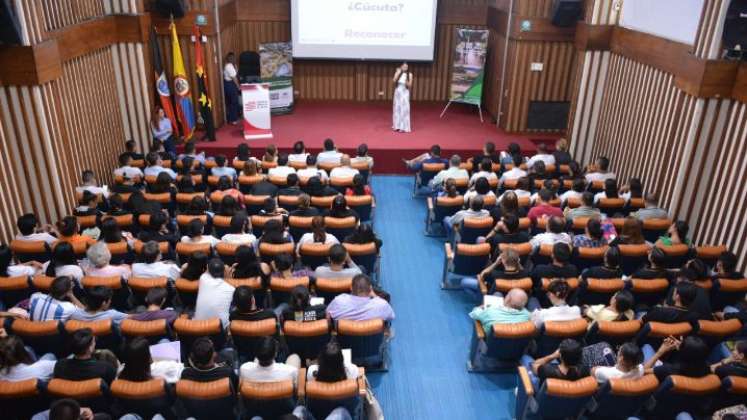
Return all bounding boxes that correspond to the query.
[100,217,123,243]
[558,339,584,379]
[314,342,347,382]
[0,244,13,277]
[233,245,262,278]
[311,216,327,244]
[289,285,311,311]
[119,337,152,382]
[604,178,619,198]
[351,174,366,195]
[260,219,286,244]
[0,335,33,373]
[329,195,348,217]
[46,242,77,277]
[612,290,634,321]
[181,251,208,280]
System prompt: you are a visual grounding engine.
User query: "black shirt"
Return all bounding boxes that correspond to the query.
[484,268,531,294]
[641,305,697,324]
[632,266,669,279]
[489,207,528,222]
[290,208,321,217]
[277,186,303,196]
[581,266,622,280]
[250,181,278,197]
[532,263,579,283]
[715,362,747,379]
[653,361,710,382]
[307,186,339,197]
[229,309,276,322]
[487,231,530,255]
[137,230,179,247]
[54,358,117,384]
[282,305,327,322]
[553,151,573,166]
[181,364,236,385]
[663,284,713,321]
[472,153,501,164]
[323,208,359,221]
[537,363,590,382]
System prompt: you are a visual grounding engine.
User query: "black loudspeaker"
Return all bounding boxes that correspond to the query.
[723,0,747,50]
[153,0,185,18]
[551,0,583,27]
[527,101,570,131]
[238,51,261,83]
[0,0,22,45]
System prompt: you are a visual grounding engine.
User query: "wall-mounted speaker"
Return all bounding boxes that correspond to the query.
[551,0,584,27]
[153,0,186,18]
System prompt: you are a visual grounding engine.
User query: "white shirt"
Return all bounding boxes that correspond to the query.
[180,235,220,247]
[560,190,583,206]
[585,172,616,183]
[16,232,57,245]
[594,364,644,383]
[351,156,374,168]
[297,232,339,251]
[288,153,309,164]
[150,360,185,383]
[211,166,238,180]
[497,190,531,203]
[297,168,329,182]
[463,190,496,205]
[76,185,109,198]
[28,292,77,321]
[306,362,359,381]
[594,192,619,205]
[526,153,555,169]
[223,62,237,81]
[530,232,572,250]
[432,167,469,186]
[41,262,84,284]
[221,233,257,247]
[531,304,581,328]
[469,171,498,186]
[0,360,56,382]
[144,166,177,179]
[499,168,528,182]
[7,264,37,277]
[317,151,343,166]
[114,166,144,180]
[449,209,490,227]
[329,166,359,179]
[268,166,296,179]
[132,261,181,281]
[240,360,299,385]
[194,272,236,327]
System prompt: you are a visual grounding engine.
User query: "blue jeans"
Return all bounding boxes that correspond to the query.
[460,277,482,302]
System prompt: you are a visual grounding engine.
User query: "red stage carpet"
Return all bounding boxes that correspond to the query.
[194,101,557,174]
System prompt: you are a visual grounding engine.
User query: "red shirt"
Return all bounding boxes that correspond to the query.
[527,204,563,223]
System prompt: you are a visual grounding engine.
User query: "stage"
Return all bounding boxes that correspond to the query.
[193,101,558,174]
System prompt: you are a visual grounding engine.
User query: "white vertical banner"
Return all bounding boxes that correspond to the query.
[241,83,273,140]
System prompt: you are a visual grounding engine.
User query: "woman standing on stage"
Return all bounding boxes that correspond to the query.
[151,106,175,155]
[223,52,241,125]
[392,62,413,133]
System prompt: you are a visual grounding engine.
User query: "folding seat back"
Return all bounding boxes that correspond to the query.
[104,241,132,265]
[229,318,279,364]
[586,374,659,419]
[454,178,469,194]
[490,277,533,295]
[433,195,464,221]
[517,195,531,208]
[346,195,373,222]
[572,246,606,271]
[304,376,363,420]
[516,366,597,420]
[243,194,270,215]
[143,193,172,206]
[6,318,64,357]
[335,319,386,368]
[289,160,307,170]
[720,376,747,411]
[298,243,332,270]
[176,242,211,265]
[65,319,121,355]
[470,321,536,370]
[315,277,352,301]
[579,278,625,306]
[330,176,354,193]
[283,319,332,361]
[127,276,168,307]
[65,239,90,259]
[10,240,51,263]
[416,162,445,190]
[31,274,54,293]
[77,215,98,230]
[278,195,301,212]
[532,243,553,266]
[658,244,692,269]
[46,378,111,414]
[635,321,692,347]
[81,275,131,311]
[214,242,239,266]
[499,242,533,265]
[0,275,32,308]
[597,198,626,217]
[120,319,173,345]
[109,214,135,233]
[540,277,580,292]
[288,216,313,242]
[629,277,670,308]
[566,197,582,210]
[176,191,205,206]
[110,378,173,419]
[695,319,742,348]
[239,174,265,191]
[446,243,491,277]
[251,215,283,237]
[351,161,370,183]
[211,215,232,238]
[175,378,235,420]
[649,374,721,419]
[174,278,199,309]
[176,215,208,232]
[240,380,296,420]
[585,320,641,347]
[343,242,379,280]
[712,278,747,310]
[483,193,497,209]
[695,245,727,270]
[0,378,46,420]
[269,276,310,306]
[618,244,651,275]
[641,218,671,243]
[259,242,295,264]
[325,216,357,240]
[536,319,588,357]
[569,216,589,234]
[207,176,221,188]
[311,196,335,211]
[173,318,226,361]
[459,217,493,244]
[317,161,339,173]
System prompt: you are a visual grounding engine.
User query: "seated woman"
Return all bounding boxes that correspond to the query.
[464,177,496,206]
[221,214,257,248]
[289,194,320,217]
[584,290,634,323]
[271,253,313,279]
[655,220,690,247]
[345,174,371,196]
[147,172,177,197]
[281,284,326,323]
[592,342,644,383]
[0,244,41,277]
[230,245,270,279]
[530,279,581,328]
[323,195,359,221]
[263,144,278,163]
[180,251,208,281]
[296,216,339,254]
[644,335,710,382]
[257,219,293,247]
[99,216,134,247]
[84,242,131,279]
[106,194,130,217]
[306,341,359,382]
[234,143,257,169]
[119,337,183,384]
[593,178,619,205]
[531,338,590,381]
[436,178,459,198]
[218,195,243,217]
[711,340,747,378]
[490,191,527,221]
[229,286,274,321]
[180,219,219,247]
[344,223,383,251]
[43,242,84,285]
[572,218,607,248]
[609,217,649,247]
[620,177,643,203]
[288,140,309,164]
[581,246,622,280]
[55,216,95,246]
[0,335,56,381]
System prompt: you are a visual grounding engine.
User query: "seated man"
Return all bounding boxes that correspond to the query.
[444,195,490,239]
[564,192,601,222]
[631,192,669,221]
[239,337,299,385]
[143,152,176,179]
[499,153,528,186]
[29,276,83,321]
[469,288,530,333]
[711,340,747,378]
[327,274,394,322]
[530,216,572,251]
[75,170,108,198]
[268,153,296,179]
[572,218,607,248]
[181,337,237,385]
[641,282,699,324]
[132,240,181,281]
[129,287,178,324]
[632,247,668,279]
[430,155,469,189]
[16,213,57,245]
[592,342,644,383]
[404,144,448,171]
[124,139,144,161]
[584,156,616,183]
[194,258,235,327]
[472,141,500,165]
[560,179,585,207]
[329,156,360,179]
[113,153,144,180]
[314,244,362,279]
[526,142,555,169]
[317,138,343,165]
[469,159,498,187]
[714,251,743,279]
[69,286,128,324]
[136,211,179,248]
[210,155,237,180]
[527,189,563,224]
[53,328,116,384]
[31,398,106,420]
[278,173,303,196]
[461,248,530,301]
[531,243,579,290]
[178,141,206,165]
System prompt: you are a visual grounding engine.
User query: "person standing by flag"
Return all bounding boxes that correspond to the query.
[223,52,241,125]
[170,21,196,141]
[193,25,216,142]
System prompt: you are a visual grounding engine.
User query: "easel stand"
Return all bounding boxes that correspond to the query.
[440,100,484,123]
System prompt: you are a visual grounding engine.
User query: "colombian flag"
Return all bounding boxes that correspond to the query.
[170,22,195,140]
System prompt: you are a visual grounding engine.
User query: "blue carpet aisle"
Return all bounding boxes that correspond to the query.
[366,176,516,419]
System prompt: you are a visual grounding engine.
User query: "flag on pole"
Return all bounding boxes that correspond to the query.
[149,27,177,133]
[193,25,216,142]
[170,21,195,140]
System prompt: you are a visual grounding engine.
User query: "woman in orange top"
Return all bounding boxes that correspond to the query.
[55,216,96,246]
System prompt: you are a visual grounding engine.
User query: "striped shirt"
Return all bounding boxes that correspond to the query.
[29,292,76,321]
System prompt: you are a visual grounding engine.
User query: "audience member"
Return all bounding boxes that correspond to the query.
[641,282,699,324]
[530,278,581,328]
[572,218,607,248]
[43,242,84,284]
[584,290,634,322]
[16,213,57,245]
[632,193,669,220]
[211,154,237,180]
[84,242,131,279]
[531,338,589,381]
[592,342,644,383]
[527,189,562,224]
[0,335,56,381]
[269,154,296,179]
[70,286,128,323]
[469,288,530,333]
[469,159,498,187]
[552,138,572,166]
[297,155,330,183]
[317,139,343,165]
[351,143,374,169]
[581,246,622,280]
[132,241,181,281]
[593,178,619,204]
[403,144,448,170]
[129,287,178,324]
[529,217,572,250]
[499,154,527,185]
[565,192,601,221]
[29,276,83,321]
[314,244,362,279]
[560,178,585,207]
[526,143,555,169]
[53,328,116,384]
[181,337,236,384]
[194,258,235,326]
[345,173,371,196]
[644,335,710,382]
[711,340,747,378]
[656,220,690,247]
[278,173,303,196]
[462,248,529,300]
[288,140,309,164]
[585,156,616,183]
[330,156,360,178]
[327,274,394,321]
[431,155,469,187]
[240,337,300,384]
[307,341,359,382]
[282,285,326,322]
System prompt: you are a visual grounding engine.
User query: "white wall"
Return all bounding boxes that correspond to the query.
[619,0,704,45]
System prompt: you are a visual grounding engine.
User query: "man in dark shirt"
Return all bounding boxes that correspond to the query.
[664,267,712,320]
[531,243,579,291]
[581,246,623,280]
[472,141,501,165]
[712,340,747,378]
[486,214,531,256]
[124,139,144,161]
[477,248,531,296]
[229,286,276,322]
[289,194,320,217]
[715,251,744,279]
[130,287,178,324]
[53,328,116,384]
[137,211,179,248]
[641,282,699,324]
[278,173,303,196]
[250,176,279,197]
[181,337,237,386]
[404,144,449,171]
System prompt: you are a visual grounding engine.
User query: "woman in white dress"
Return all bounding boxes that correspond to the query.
[392,62,413,132]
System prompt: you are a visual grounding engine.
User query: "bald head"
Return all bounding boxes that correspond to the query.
[504,288,528,310]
